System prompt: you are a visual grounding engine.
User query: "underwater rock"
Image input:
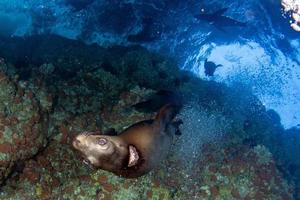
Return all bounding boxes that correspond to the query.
[39,63,55,75]
[0,64,50,184]
[191,143,294,199]
[0,13,28,37]
[0,35,181,91]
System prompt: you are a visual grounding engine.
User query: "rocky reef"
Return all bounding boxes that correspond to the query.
[0,35,298,199]
[0,61,51,184]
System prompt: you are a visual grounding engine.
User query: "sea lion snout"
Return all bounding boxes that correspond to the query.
[72,135,84,150]
[72,138,81,147]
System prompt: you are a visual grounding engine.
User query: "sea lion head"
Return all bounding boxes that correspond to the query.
[72,132,139,170]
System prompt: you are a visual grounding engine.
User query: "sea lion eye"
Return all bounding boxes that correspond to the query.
[96,138,107,145]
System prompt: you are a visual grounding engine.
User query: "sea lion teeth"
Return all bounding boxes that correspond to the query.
[128,145,139,167]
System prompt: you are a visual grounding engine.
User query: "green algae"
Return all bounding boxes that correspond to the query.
[113,188,141,200]
[0,152,10,161]
[150,187,171,200]
[2,127,13,143]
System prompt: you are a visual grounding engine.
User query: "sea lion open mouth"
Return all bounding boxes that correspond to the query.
[128,145,139,167]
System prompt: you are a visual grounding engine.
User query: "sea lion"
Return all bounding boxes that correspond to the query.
[72,104,181,178]
[204,58,223,76]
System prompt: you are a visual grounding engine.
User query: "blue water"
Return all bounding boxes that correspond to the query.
[0,0,300,199]
[1,0,299,128]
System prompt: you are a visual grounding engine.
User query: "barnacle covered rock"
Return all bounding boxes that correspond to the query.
[0,64,49,183]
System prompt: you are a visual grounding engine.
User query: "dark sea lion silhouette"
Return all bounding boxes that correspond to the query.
[195,8,246,30]
[204,58,222,76]
[72,104,182,178]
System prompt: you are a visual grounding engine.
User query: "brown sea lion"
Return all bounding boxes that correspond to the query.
[72,104,181,178]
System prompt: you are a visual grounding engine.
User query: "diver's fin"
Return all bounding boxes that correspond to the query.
[213,8,228,16]
[216,64,223,67]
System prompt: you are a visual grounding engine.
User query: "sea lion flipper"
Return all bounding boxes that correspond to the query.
[172,119,183,135]
[154,104,181,133]
[175,129,182,136]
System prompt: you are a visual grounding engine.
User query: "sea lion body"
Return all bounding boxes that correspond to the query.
[72,104,180,178]
[204,58,222,76]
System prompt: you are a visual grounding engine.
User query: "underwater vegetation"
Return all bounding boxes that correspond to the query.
[0,34,299,200]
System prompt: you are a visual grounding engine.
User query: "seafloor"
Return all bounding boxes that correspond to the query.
[0,35,299,200]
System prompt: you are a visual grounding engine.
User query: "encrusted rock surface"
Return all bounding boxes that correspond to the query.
[0,63,51,184]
